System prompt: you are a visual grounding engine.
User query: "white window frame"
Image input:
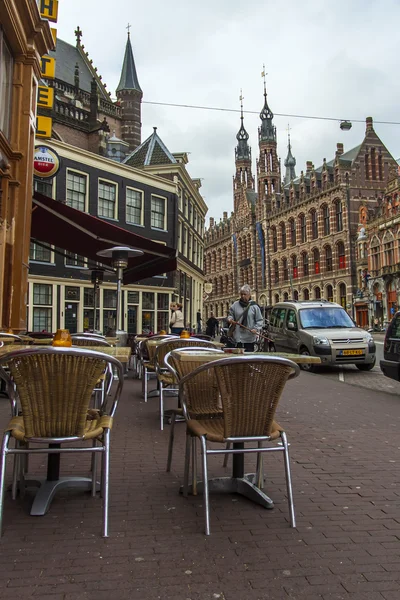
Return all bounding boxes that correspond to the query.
[126,186,144,226]
[150,194,167,231]
[98,178,118,220]
[66,168,89,212]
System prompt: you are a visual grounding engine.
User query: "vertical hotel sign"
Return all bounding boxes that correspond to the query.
[36,1,59,138]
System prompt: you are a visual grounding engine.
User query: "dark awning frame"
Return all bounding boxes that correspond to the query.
[31,192,177,284]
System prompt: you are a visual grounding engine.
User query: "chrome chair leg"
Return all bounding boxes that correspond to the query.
[183,434,191,498]
[159,382,164,431]
[166,413,176,472]
[0,432,11,536]
[281,431,296,528]
[200,436,210,535]
[223,442,231,467]
[255,441,264,489]
[91,439,98,497]
[11,439,19,500]
[191,437,197,496]
[102,430,110,537]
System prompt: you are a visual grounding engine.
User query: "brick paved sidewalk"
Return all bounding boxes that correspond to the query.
[0,370,399,600]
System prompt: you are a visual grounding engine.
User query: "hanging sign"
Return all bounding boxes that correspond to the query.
[37,1,59,139]
[33,145,61,179]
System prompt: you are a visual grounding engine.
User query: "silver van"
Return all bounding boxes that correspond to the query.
[267,300,376,372]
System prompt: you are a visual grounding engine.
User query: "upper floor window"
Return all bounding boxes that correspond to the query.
[302,252,309,277]
[98,180,117,219]
[383,234,394,266]
[323,205,330,236]
[30,242,52,263]
[313,248,320,274]
[272,226,278,252]
[325,245,333,271]
[0,27,13,139]
[311,209,318,239]
[273,260,279,284]
[280,223,286,250]
[337,241,346,269]
[34,178,53,197]
[65,252,85,267]
[335,201,343,232]
[300,214,307,243]
[282,257,288,281]
[289,219,296,246]
[151,195,166,230]
[126,188,143,225]
[370,238,380,272]
[292,255,298,279]
[66,171,87,212]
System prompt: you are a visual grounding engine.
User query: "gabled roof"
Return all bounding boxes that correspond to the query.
[123,128,177,168]
[116,34,142,94]
[50,38,110,100]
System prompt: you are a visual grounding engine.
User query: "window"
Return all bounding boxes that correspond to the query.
[370,238,380,272]
[303,288,310,300]
[313,248,320,274]
[32,283,52,332]
[272,226,277,252]
[292,255,298,279]
[302,252,309,277]
[98,180,117,219]
[126,188,143,225]
[286,309,298,328]
[273,260,279,284]
[338,241,346,269]
[311,209,318,239]
[127,291,139,304]
[103,289,117,308]
[0,27,13,139]
[325,246,333,271]
[280,223,286,249]
[384,234,394,266]
[283,257,288,281]
[290,219,296,246]
[323,205,330,236]
[30,242,52,263]
[66,171,87,212]
[34,178,53,197]
[300,214,307,243]
[314,286,321,299]
[151,195,166,230]
[157,293,170,331]
[335,201,343,232]
[339,283,346,308]
[326,284,333,302]
[65,252,85,267]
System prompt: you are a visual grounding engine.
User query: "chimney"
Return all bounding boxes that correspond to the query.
[366,117,374,132]
[336,143,344,156]
[209,217,215,227]
[306,161,313,173]
[223,211,227,222]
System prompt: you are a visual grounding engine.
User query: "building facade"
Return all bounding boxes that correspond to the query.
[0,0,53,331]
[205,87,398,325]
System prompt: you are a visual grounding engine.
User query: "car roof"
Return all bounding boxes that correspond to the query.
[273,301,342,309]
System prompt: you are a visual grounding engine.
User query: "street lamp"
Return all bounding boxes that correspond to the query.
[96,246,143,343]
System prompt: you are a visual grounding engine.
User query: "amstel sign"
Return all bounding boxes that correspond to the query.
[33,146,61,179]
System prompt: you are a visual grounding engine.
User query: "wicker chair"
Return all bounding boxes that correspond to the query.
[0,333,24,344]
[71,336,113,408]
[178,355,300,535]
[153,338,220,431]
[0,347,124,537]
[140,335,176,402]
[164,347,224,471]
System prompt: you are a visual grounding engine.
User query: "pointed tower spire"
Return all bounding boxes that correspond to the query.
[233,91,254,212]
[235,90,251,161]
[259,66,276,142]
[116,27,143,151]
[284,125,297,184]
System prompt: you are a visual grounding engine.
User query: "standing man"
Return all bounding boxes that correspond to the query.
[196,309,202,334]
[206,313,219,338]
[227,284,263,352]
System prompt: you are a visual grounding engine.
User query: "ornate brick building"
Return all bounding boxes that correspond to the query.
[205,85,398,323]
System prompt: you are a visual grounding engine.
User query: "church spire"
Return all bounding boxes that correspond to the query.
[284,126,297,184]
[235,90,251,161]
[259,66,276,142]
[116,28,142,93]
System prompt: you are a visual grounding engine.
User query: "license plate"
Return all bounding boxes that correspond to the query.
[340,349,364,356]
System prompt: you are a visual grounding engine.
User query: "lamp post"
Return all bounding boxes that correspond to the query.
[96,246,143,344]
[80,266,105,332]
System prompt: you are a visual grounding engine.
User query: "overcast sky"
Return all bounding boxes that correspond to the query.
[56,0,400,224]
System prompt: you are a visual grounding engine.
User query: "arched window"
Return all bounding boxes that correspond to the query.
[339,283,346,308]
[326,284,333,302]
[273,260,279,284]
[283,292,289,301]
[289,218,296,246]
[323,205,330,236]
[283,257,288,281]
[302,252,309,276]
[300,214,307,243]
[335,201,343,232]
[325,245,333,271]
[314,286,321,299]
[280,222,286,249]
[311,209,318,239]
[337,241,346,269]
[292,255,298,279]
[293,290,299,301]
[274,293,280,304]
[271,226,277,252]
[370,236,380,272]
[313,248,320,274]
[383,231,394,266]
[303,288,310,300]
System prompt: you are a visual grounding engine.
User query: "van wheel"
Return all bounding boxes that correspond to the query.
[299,348,316,373]
[356,360,376,371]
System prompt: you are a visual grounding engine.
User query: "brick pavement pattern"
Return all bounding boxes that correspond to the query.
[0,369,399,600]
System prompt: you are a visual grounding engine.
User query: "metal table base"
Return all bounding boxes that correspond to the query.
[180,474,274,509]
[23,476,99,516]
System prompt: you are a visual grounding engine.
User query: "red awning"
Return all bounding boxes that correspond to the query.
[31,192,177,284]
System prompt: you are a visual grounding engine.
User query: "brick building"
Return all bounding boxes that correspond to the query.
[205,84,398,323]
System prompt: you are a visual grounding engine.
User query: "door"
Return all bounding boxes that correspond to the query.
[127,306,137,334]
[64,303,78,334]
[284,309,299,353]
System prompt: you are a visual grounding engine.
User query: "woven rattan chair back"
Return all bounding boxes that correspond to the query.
[143,335,175,362]
[71,336,111,347]
[196,356,298,438]
[0,333,24,344]
[3,349,108,439]
[155,338,217,378]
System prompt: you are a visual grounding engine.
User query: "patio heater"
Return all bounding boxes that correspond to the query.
[81,267,105,332]
[96,246,143,346]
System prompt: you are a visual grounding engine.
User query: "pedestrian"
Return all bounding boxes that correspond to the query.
[169,302,184,335]
[196,309,202,334]
[206,313,219,338]
[227,284,263,352]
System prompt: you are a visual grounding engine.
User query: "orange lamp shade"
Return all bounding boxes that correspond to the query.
[52,329,72,347]
[159,329,167,335]
[180,330,190,339]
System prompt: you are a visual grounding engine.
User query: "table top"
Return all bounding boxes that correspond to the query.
[0,336,119,346]
[0,345,132,363]
[171,349,321,364]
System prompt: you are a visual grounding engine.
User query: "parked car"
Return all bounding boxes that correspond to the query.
[267,300,376,372]
[380,311,400,382]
